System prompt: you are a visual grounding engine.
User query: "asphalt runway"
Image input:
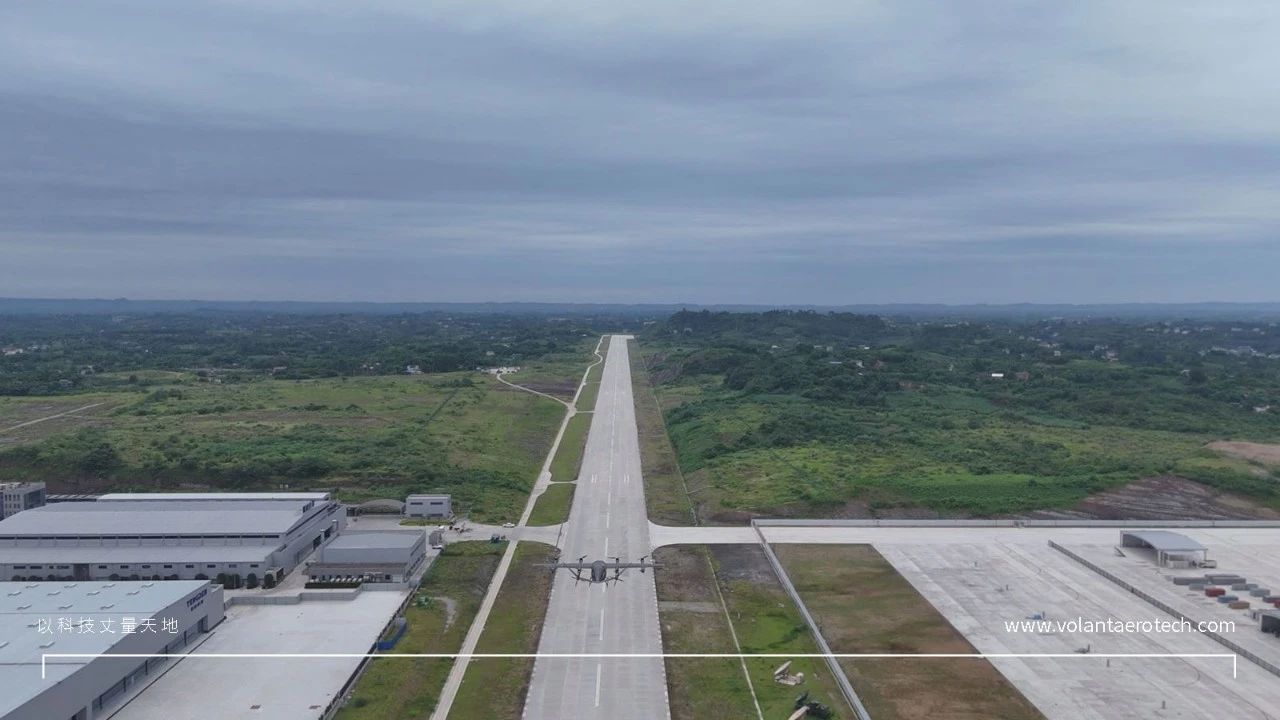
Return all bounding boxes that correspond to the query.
[523,335,669,720]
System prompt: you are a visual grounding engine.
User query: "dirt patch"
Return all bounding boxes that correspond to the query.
[658,600,721,613]
[430,595,460,630]
[1208,440,1280,467]
[709,544,776,586]
[500,381,576,400]
[1023,475,1280,520]
[654,546,719,603]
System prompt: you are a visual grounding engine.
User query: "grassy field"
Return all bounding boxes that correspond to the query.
[713,545,847,719]
[450,542,558,718]
[548,412,591,483]
[775,544,1043,720]
[0,355,594,521]
[335,541,504,720]
[575,378,601,413]
[653,545,760,720]
[526,482,575,526]
[653,369,1280,521]
[632,351,695,525]
[654,544,846,718]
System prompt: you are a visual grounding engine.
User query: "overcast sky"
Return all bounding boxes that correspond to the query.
[2,1,1278,304]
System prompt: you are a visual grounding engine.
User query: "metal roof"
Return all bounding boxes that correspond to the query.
[0,580,211,717]
[99,491,330,502]
[324,531,424,550]
[0,545,274,566]
[1120,530,1207,552]
[0,502,317,537]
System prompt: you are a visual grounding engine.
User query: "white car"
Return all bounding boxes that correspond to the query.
[502,522,515,528]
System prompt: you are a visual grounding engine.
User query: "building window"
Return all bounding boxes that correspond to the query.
[185,565,194,569]
[163,565,173,569]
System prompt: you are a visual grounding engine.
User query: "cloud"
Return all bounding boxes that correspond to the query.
[1,0,1278,303]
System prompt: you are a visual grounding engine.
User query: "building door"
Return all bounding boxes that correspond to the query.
[73,564,90,581]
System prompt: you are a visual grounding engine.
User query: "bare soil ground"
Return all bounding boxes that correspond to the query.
[0,397,119,444]
[775,544,1044,720]
[1023,475,1280,520]
[504,380,577,400]
[1208,440,1280,467]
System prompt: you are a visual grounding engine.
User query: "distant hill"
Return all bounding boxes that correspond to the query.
[2,297,1279,320]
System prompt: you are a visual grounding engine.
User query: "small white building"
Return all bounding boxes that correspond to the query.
[405,494,451,519]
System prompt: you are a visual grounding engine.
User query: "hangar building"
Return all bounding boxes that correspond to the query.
[1120,530,1210,567]
[0,579,223,720]
[0,493,345,582]
[306,530,427,584]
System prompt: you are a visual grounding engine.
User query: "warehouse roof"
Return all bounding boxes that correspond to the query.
[0,580,211,717]
[0,545,275,566]
[1120,530,1207,552]
[99,492,330,502]
[324,531,423,550]
[0,501,322,537]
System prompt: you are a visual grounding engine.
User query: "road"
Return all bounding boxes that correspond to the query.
[523,335,670,720]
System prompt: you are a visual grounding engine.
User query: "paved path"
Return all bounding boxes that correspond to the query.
[1,402,105,433]
[524,336,669,720]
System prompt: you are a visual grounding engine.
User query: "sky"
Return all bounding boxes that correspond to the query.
[2,1,1278,305]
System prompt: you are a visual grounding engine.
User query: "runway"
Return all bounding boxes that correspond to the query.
[523,335,669,720]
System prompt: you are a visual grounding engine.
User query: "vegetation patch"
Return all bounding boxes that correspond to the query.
[549,412,591,483]
[654,545,760,720]
[450,542,558,718]
[633,351,696,525]
[526,483,575,526]
[709,544,846,718]
[644,310,1280,520]
[775,544,1044,720]
[336,541,504,720]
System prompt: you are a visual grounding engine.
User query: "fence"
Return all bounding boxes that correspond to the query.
[1047,540,1280,680]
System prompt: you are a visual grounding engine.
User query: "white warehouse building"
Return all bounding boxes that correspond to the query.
[1,580,224,720]
[0,492,345,583]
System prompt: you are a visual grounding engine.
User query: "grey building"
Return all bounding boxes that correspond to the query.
[0,493,345,583]
[0,580,224,720]
[1,482,46,519]
[307,531,427,583]
[405,494,451,519]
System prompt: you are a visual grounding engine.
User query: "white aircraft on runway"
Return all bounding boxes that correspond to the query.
[542,555,660,585]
